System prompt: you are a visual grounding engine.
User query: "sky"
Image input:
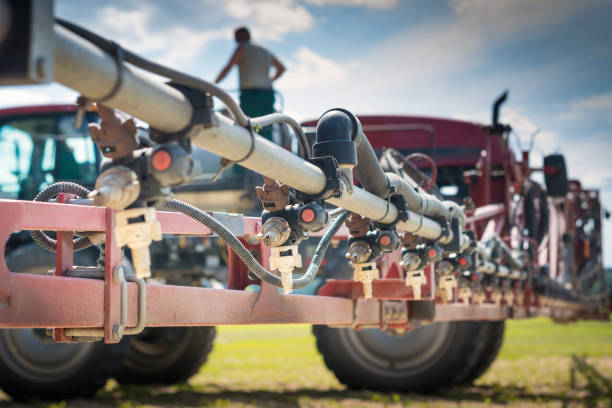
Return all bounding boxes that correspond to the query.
[1,0,612,265]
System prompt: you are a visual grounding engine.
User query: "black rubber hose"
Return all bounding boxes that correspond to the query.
[30,182,93,252]
[161,199,347,289]
[294,210,348,287]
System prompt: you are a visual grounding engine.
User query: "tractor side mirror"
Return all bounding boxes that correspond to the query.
[544,154,569,197]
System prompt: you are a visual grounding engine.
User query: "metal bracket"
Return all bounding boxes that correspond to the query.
[212,212,245,236]
[149,83,215,143]
[380,300,408,331]
[373,193,409,229]
[296,156,342,202]
[440,217,461,252]
[63,266,146,340]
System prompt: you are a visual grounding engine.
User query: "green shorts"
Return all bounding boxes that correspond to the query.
[240,89,276,141]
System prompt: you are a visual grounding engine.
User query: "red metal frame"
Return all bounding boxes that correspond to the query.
[0,200,510,343]
[0,110,605,343]
[1,195,595,344]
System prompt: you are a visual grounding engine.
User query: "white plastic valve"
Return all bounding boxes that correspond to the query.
[491,290,503,306]
[269,245,302,294]
[438,274,457,303]
[353,261,379,299]
[473,290,486,305]
[114,207,162,278]
[405,270,427,299]
[458,286,472,305]
[503,289,515,306]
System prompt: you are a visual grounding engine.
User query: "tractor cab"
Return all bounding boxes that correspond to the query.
[0,105,100,200]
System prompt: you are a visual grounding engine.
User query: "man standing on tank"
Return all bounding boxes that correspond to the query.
[215,27,286,140]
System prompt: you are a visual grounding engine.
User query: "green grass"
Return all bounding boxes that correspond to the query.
[3,318,611,407]
[498,318,612,359]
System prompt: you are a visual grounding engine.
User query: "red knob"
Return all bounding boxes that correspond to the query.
[301,208,315,223]
[152,150,172,171]
[379,235,391,246]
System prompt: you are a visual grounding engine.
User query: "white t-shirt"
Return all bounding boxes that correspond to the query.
[238,41,274,90]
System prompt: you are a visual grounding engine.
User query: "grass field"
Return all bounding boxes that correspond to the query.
[2,318,611,407]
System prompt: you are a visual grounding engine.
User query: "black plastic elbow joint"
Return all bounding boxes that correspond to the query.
[313,108,358,168]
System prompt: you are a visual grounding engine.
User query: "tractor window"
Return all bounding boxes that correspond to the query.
[436,165,472,203]
[0,112,100,200]
[0,125,34,197]
[41,138,55,172]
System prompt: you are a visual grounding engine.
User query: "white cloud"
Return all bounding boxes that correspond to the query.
[450,0,602,35]
[498,111,612,191]
[96,6,223,69]
[305,0,398,9]
[559,93,612,123]
[501,108,559,153]
[277,46,348,89]
[581,170,612,188]
[451,108,561,153]
[222,0,314,41]
[0,85,77,109]
[561,133,612,189]
[0,89,52,108]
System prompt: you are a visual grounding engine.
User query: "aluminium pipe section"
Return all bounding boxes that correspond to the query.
[387,173,450,222]
[50,23,444,241]
[191,115,444,241]
[54,25,193,133]
[353,119,392,198]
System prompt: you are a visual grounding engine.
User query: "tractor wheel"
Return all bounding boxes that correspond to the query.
[0,243,126,401]
[0,330,126,401]
[523,182,549,244]
[115,326,216,384]
[313,320,489,393]
[452,321,505,385]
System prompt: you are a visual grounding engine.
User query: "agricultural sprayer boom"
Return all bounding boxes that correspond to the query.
[0,3,607,398]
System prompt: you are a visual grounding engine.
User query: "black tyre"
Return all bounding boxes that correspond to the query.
[313,321,487,393]
[0,243,126,401]
[0,330,126,401]
[453,321,505,385]
[115,326,216,384]
[523,182,549,244]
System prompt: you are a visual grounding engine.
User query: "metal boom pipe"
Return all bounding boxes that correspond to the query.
[52,23,443,240]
